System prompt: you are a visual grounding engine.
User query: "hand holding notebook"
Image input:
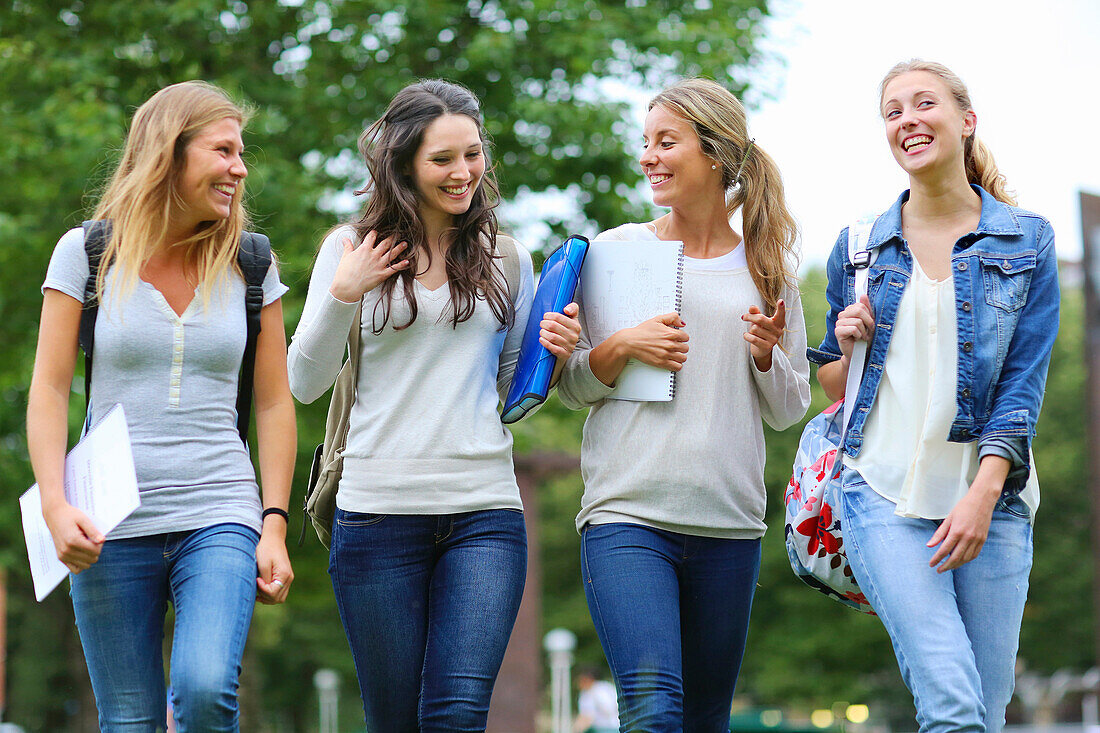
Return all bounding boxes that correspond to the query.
[580,239,685,401]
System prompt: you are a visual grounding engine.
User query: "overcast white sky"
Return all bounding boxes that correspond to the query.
[741,0,1100,268]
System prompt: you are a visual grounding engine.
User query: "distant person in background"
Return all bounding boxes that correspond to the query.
[811,60,1058,732]
[574,665,619,733]
[287,79,580,732]
[27,81,295,731]
[558,78,810,731]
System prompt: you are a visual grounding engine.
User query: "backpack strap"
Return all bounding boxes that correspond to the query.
[79,220,111,413]
[494,235,521,304]
[235,231,272,444]
[841,215,878,434]
[77,222,271,445]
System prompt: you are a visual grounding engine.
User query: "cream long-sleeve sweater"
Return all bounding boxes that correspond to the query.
[558,223,810,538]
[287,226,534,514]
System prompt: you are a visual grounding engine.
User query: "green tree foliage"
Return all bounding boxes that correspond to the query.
[0,0,771,729]
[1,2,1091,729]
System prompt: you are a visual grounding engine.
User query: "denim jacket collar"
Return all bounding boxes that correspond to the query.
[867,184,1023,253]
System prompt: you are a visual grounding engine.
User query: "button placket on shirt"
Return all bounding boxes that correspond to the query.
[169,318,184,407]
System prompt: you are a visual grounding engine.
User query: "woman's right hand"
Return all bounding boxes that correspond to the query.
[328,230,410,303]
[834,294,875,360]
[619,312,689,371]
[43,501,104,573]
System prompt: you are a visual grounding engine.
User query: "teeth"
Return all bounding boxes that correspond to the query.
[442,184,469,195]
[904,135,932,151]
[649,174,671,184]
[213,183,235,195]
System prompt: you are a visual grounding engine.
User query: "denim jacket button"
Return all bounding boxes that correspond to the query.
[1003,259,1011,270]
[962,301,972,311]
[962,388,971,398]
[957,261,968,271]
[963,341,973,351]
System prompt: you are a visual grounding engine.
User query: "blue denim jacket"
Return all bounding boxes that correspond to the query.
[809,186,1059,494]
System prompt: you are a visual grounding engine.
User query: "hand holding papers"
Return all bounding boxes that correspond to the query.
[20,404,139,601]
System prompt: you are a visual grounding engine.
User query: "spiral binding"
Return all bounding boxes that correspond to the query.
[669,242,686,399]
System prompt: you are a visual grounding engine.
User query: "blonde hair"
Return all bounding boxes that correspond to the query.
[879,59,1015,205]
[649,78,798,314]
[92,81,253,305]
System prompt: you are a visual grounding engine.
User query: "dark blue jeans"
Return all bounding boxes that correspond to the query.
[69,523,259,732]
[581,523,760,733]
[329,508,527,732]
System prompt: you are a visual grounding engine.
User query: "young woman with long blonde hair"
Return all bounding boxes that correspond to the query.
[559,78,811,732]
[812,60,1058,732]
[28,81,296,731]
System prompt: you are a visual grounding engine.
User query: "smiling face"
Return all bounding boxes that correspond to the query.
[411,113,485,232]
[640,104,723,208]
[174,117,247,233]
[881,70,975,180]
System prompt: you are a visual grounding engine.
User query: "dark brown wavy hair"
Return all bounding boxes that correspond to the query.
[350,79,512,333]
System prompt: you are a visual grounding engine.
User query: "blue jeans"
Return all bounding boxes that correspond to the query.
[840,468,1032,733]
[329,508,527,732]
[581,522,761,733]
[70,523,260,732]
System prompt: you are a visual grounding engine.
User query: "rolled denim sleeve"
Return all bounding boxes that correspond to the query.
[978,219,1059,477]
[807,228,849,366]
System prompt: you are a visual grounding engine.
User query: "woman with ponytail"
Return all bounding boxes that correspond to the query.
[558,78,810,731]
[811,60,1058,732]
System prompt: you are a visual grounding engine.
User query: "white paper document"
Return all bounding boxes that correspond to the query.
[580,239,685,401]
[20,404,140,601]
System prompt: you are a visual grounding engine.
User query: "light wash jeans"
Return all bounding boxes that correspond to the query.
[581,522,761,733]
[70,523,260,732]
[329,508,527,733]
[840,467,1032,733]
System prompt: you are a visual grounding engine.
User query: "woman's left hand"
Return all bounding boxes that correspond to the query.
[927,486,999,572]
[256,531,294,604]
[742,299,786,372]
[540,302,582,359]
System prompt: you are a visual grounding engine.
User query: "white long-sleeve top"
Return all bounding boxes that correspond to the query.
[558,223,811,538]
[287,226,534,514]
[848,258,1040,520]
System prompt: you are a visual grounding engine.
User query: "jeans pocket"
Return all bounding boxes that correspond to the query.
[335,510,387,528]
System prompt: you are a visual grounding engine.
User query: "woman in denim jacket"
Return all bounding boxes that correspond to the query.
[811,60,1058,733]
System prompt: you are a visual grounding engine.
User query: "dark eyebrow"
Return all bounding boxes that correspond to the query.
[426,143,483,156]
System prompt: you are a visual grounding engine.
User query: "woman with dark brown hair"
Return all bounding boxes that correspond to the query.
[287,79,580,732]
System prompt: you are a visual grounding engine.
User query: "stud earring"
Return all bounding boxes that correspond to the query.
[711,164,717,170]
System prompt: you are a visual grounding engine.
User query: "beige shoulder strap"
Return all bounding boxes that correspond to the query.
[495,234,521,303]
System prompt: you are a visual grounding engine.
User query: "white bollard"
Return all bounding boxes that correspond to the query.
[314,668,339,733]
[544,628,577,733]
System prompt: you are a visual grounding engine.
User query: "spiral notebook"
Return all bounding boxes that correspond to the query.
[580,239,684,401]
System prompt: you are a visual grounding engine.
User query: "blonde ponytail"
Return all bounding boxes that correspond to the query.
[731,142,798,314]
[965,136,1016,205]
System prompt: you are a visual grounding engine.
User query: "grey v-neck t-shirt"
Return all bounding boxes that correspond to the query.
[43,227,289,539]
